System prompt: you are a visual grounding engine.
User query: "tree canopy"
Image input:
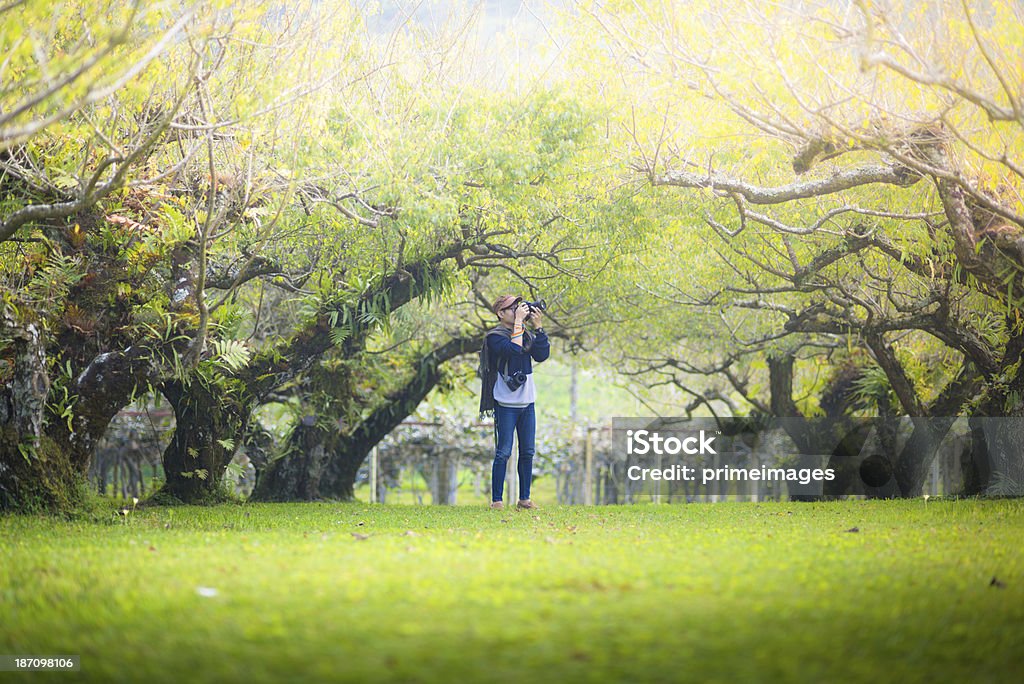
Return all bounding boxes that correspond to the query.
[2,0,1021,511]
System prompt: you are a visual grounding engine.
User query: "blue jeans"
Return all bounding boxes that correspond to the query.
[492,402,535,502]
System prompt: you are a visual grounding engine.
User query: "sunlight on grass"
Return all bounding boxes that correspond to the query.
[2,499,1022,683]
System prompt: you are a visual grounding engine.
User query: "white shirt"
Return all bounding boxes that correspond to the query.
[493,369,536,407]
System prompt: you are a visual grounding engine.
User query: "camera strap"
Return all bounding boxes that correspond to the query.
[499,357,513,386]
[487,326,532,389]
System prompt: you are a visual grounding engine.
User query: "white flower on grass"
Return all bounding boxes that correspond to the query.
[196,586,219,598]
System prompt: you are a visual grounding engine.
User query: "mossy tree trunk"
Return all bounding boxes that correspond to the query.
[161,259,461,504]
[768,353,979,499]
[253,335,477,502]
[319,336,478,500]
[0,307,58,511]
[250,420,341,502]
[2,308,159,512]
[2,204,188,513]
[768,354,868,501]
[0,434,87,514]
[962,331,1024,496]
[155,378,251,503]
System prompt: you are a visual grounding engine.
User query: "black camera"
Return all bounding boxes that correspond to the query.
[515,297,547,315]
[505,369,527,392]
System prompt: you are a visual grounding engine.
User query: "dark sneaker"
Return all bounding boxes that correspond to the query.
[516,499,538,510]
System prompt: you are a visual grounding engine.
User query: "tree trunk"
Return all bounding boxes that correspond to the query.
[429,451,458,505]
[0,309,73,512]
[768,354,853,501]
[250,420,338,502]
[1,311,158,512]
[155,379,249,503]
[0,434,86,513]
[967,418,1024,496]
[963,418,993,495]
[256,336,477,502]
[962,331,1024,495]
[319,337,477,500]
[821,421,874,498]
[319,440,365,500]
[890,418,956,497]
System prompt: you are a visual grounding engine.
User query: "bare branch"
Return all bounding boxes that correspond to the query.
[652,164,920,203]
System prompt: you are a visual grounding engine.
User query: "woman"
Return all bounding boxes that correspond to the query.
[480,294,550,510]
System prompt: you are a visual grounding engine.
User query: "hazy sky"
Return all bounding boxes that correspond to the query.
[362,0,554,37]
[358,0,570,88]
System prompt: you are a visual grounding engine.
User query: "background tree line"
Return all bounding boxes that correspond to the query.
[2,0,1021,513]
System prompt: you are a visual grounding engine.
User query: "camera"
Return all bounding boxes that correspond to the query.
[505,369,527,392]
[515,297,547,315]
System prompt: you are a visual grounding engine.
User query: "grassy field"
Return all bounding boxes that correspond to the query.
[2,499,1022,684]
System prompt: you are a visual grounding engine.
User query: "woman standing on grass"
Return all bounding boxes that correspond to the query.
[478,294,550,510]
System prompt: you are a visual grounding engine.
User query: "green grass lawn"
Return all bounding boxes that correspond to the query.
[2,499,1022,683]
[351,467,562,506]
